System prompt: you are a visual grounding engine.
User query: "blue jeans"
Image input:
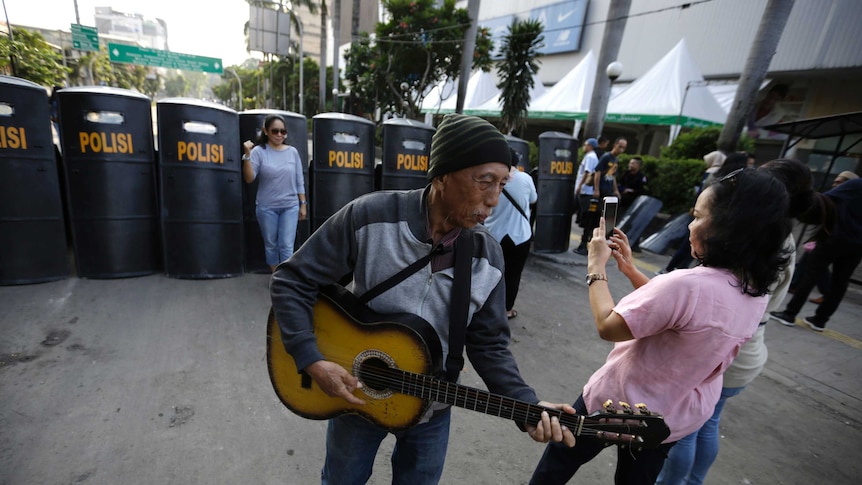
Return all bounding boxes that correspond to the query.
[322,409,451,485]
[655,386,745,485]
[256,205,299,266]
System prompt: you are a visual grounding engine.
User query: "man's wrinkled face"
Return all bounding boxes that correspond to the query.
[437,162,509,228]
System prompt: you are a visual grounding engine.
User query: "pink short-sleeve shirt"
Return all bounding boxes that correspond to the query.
[583,266,767,442]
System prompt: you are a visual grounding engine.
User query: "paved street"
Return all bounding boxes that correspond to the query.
[1,236,860,484]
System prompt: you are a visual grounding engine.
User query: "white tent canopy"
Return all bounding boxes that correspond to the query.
[464,72,547,118]
[527,50,597,120]
[419,70,498,115]
[606,39,727,128]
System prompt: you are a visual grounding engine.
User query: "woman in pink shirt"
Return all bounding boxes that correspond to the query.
[530,169,792,485]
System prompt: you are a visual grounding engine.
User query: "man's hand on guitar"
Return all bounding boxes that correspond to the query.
[305,360,367,405]
[526,401,576,447]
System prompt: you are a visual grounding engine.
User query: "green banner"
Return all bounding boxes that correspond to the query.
[108,43,223,74]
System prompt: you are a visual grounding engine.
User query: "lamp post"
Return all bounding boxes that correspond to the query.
[603,60,623,129]
[671,80,708,143]
[607,61,623,83]
[584,61,623,140]
[226,67,243,111]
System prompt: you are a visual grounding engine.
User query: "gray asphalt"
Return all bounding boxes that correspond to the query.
[1,235,860,484]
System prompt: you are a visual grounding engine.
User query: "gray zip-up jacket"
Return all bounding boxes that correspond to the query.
[270,186,539,414]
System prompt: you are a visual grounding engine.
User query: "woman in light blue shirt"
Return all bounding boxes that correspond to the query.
[242,115,307,272]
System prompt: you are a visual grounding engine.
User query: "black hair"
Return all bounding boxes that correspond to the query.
[716,152,749,177]
[758,158,814,218]
[699,169,791,297]
[256,114,287,148]
[598,136,609,144]
[759,158,836,240]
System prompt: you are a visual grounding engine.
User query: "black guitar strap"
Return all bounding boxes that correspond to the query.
[358,232,473,383]
[358,243,450,304]
[445,230,472,382]
[502,188,529,222]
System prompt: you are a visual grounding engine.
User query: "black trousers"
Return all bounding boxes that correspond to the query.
[529,395,675,485]
[501,235,531,311]
[783,237,862,323]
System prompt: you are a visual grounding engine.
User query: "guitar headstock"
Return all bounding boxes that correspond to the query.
[581,400,671,449]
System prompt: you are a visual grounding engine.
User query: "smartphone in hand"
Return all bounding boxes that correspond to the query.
[602,196,619,240]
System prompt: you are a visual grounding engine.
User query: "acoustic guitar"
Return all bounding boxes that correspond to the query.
[266,285,670,449]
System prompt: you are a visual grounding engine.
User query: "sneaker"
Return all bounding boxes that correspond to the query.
[803,316,826,332]
[770,311,797,327]
[573,246,588,256]
[654,268,669,276]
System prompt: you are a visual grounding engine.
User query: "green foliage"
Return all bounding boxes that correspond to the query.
[528,141,539,170]
[497,19,543,136]
[662,126,754,159]
[0,27,69,86]
[343,0,493,121]
[215,56,326,113]
[618,154,704,214]
[143,74,162,99]
[342,33,377,118]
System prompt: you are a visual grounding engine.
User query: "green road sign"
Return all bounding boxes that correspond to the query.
[108,43,223,74]
[71,24,99,52]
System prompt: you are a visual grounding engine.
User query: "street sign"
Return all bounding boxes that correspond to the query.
[108,43,223,74]
[71,24,99,52]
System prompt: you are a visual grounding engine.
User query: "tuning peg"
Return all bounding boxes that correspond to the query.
[618,401,633,413]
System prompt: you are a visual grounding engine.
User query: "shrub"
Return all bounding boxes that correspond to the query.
[619,154,704,215]
[661,126,755,160]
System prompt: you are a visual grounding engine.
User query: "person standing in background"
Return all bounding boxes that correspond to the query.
[484,157,538,319]
[242,115,307,272]
[572,139,600,255]
[771,176,862,331]
[593,137,626,201]
[594,136,610,160]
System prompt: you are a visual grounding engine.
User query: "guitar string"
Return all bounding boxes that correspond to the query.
[296,353,651,444]
[344,361,639,440]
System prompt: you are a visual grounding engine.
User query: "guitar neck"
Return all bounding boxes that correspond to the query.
[383,367,587,432]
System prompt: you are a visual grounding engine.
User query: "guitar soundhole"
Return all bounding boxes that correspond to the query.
[354,350,396,400]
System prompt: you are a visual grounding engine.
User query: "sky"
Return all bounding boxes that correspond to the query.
[4,0,256,67]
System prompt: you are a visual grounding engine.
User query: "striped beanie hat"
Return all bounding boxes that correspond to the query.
[427,114,511,180]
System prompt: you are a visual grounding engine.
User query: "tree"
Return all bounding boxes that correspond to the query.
[163,74,189,97]
[584,0,631,139]
[0,27,69,86]
[343,0,493,121]
[717,0,795,152]
[143,74,162,99]
[496,19,543,136]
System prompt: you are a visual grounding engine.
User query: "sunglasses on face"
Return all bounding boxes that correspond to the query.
[269,128,287,135]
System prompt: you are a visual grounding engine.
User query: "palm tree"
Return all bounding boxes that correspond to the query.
[497,19,544,136]
[583,0,631,140]
[717,0,795,152]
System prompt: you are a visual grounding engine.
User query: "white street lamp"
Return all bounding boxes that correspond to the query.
[606,61,624,82]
